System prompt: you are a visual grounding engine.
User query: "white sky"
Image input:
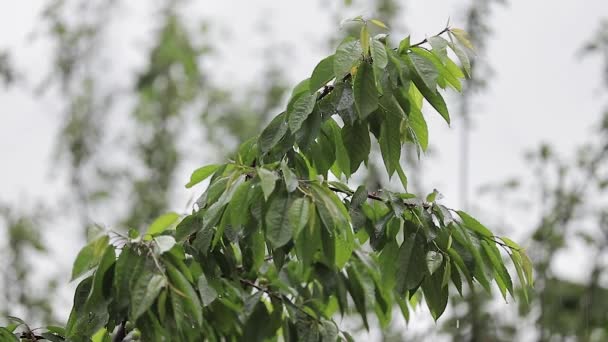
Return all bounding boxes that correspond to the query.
[1,0,607,336]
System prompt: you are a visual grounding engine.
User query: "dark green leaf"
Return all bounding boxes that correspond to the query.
[310,55,335,93]
[265,191,293,248]
[353,61,379,120]
[288,93,317,132]
[259,112,288,154]
[131,273,166,320]
[289,197,310,237]
[341,120,370,174]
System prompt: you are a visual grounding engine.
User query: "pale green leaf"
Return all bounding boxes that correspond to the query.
[257,168,278,200]
[146,212,179,237]
[369,19,389,30]
[426,250,444,275]
[360,25,370,56]
[185,164,220,188]
[197,274,218,307]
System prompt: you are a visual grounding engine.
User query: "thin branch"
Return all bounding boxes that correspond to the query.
[410,26,451,48]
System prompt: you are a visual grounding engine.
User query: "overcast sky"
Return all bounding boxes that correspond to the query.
[1,0,607,334]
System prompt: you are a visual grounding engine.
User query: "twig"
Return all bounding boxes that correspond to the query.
[410,26,451,48]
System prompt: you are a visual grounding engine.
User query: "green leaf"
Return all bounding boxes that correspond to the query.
[481,240,513,299]
[146,212,179,237]
[71,235,109,281]
[360,25,370,56]
[450,28,474,50]
[369,19,389,30]
[257,168,278,200]
[259,112,289,154]
[327,119,351,178]
[398,36,410,55]
[289,197,310,237]
[403,53,450,124]
[185,164,220,188]
[281,162,299,192]
[131,273,166,320]
[341,120,370,174]
[228,181,251,227]
[353,61,379,120]
[334,37,362,79]
[421,261,449,320]
[0,328,18,342]
[346,267,369,330]
[265,191,293,248]
[457,211,493,237]
[407,52,438,90]
[520,250,534,286]
[288,93,317,132]
[426,250,444,275]
[395,232,426,293]
[428,36,448,61]
[378,99,403,177]
[408,100,428,151]
[371,40,388,65]
[310,55,335,93]
[448,40,471,78]
[165,263,203,327]
[197,273,218,306]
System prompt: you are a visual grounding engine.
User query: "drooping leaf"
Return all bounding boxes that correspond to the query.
[289,197,310,237]
[130,273,166,320]
[426,250,444,275]
[259,112,289,154]
[197,273,218,307]
[353,61,379,120]
[257,168,278,200]
[288,93,317,132]
[281,162,299,193]
[265,191,293,248]
[450,28,474,50]
[310,55,335,93]
[403,53,450,124]
[341,121,370,174]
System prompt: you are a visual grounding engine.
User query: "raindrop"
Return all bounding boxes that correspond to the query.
[456,319,460,329]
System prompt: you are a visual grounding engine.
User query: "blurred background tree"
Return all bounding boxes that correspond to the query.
[2,0,608,340]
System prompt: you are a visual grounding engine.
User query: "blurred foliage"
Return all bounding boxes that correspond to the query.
[0,204,58,325]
